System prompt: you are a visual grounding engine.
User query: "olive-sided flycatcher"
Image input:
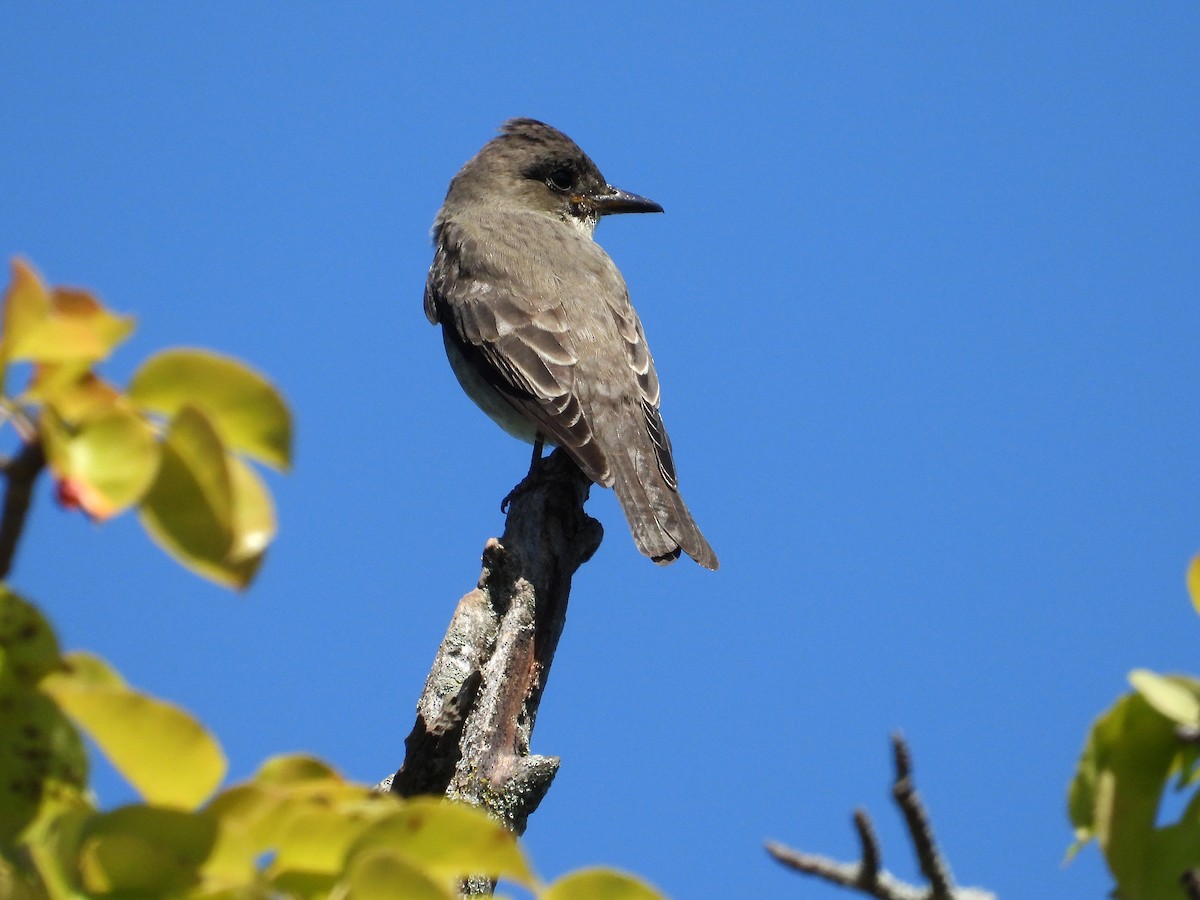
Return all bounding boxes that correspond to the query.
[424,119,718,570]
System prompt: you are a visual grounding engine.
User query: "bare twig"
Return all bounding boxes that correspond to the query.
[766,734,995,900]
[0,440,45,581]
[855,808,882,882]
[890,734,954,897]
[388,448,602,837]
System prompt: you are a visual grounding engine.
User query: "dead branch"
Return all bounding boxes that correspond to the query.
[766,734,995,900]
[386,448,602,836]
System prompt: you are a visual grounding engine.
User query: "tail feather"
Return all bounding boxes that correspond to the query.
[607,443,718,570]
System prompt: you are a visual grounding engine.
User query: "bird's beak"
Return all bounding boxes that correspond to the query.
[587,185,664,216]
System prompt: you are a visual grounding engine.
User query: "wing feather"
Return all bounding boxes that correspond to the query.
[427,220,611,484]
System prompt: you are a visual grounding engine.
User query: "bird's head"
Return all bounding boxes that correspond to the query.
[443,118,663,232]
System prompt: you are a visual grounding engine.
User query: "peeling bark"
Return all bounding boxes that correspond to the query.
[389,449,602,835]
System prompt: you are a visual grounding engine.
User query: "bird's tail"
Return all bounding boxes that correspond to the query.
[603,404,718,570]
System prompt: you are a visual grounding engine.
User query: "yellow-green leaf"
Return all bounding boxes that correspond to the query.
[42,651,226,809]
[194,819,259,890]
[335,848,455,900]
[41,402,159,521]
[542,868,666,900]
[138,405,262,589]
[38,402,71,475]
[201,783,281,882]
[1,258,47,368]
[1130,669,1200,726]
[0,259,133,365]
[130,348,292,471]
[348,798,534,889]
[205,761,393,876]
[266,804,377,883]
[77,805,217,895]
[252,754,343,786]
[227,454,275,563]
[24,363,116,415]
[1188,555,1200,616]
[1066,689,1187,893]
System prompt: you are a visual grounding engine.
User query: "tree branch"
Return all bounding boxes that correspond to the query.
[0,440,45,581]
[1183,868,1200,900]
[890,733,955,896]
[387,448,602,836]
[766,734,995,900]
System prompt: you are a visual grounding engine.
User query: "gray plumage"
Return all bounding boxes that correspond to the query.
[425,118,717,570]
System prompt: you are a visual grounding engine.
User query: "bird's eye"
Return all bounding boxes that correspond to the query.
[546,167,574,192]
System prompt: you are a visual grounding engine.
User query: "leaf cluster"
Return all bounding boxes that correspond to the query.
[2,259,291,589]
[1069,669,1200,899]
[0,585,658,897]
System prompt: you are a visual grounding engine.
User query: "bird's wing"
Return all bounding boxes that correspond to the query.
[600,289,682,493]
[425,219,613,485]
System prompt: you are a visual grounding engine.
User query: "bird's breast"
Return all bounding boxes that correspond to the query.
[442,329,542,445]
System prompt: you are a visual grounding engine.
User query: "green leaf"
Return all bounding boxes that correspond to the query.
[348,798,534,890]
[1,259,133,365]
[77,805,217,895]
[41,402,160,521]
[1068,691,1172,850]
[1130,670,1200,726]
[270,868,340,898]
[0,587,62,690]
[138,405,264,589]
[17,804,93,897]
[0,690,88,844]
[0,590,88,844]
[542,868,666,900]
[130,348,292,471]
[1067,689,1200,897]
[42,651,226,809]
[336,848,455,900]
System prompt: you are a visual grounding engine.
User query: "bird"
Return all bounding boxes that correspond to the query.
[424,118,717,570]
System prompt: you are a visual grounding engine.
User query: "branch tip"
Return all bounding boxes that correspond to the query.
[853,808,881,881]
[769,737,988,899]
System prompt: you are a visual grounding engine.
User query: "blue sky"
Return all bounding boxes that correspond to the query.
[4,4,1199,897]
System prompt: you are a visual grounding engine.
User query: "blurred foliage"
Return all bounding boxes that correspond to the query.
[1068,567,1200,899]
[0,260,664,898]
[0,598,658,897]
[2,258,291,589]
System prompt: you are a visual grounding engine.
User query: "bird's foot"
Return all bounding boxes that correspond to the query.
[500,436,547,513]
[500,475,534,514]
